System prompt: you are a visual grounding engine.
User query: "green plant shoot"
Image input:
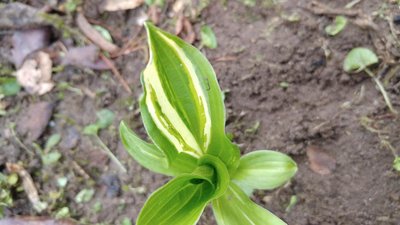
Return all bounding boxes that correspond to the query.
[343,47,397,114]
[120,22,297,225]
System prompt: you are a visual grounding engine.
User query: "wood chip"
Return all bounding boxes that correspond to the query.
[6,163,48,213]
[306,145,336,175]
[76,13,119,54]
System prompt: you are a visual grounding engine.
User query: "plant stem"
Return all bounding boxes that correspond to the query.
[364,68,398,115]
[94,135,127,173]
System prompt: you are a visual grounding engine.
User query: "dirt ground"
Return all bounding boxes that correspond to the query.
[1,0,400,224]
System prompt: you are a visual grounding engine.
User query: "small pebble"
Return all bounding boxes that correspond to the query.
[393,15,400,25]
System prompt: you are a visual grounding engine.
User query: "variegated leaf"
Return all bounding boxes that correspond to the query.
[141,23,239,170]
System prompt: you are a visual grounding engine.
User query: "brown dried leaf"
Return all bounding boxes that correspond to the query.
[175,16,195,44]
[0,217,76,225]
[12,28,51,68]
[15,51,54,95]
[17,101,54,141]
[6,163,47,213]
[62,45,109,70]
[306,145,336,175]
[76,13,119,53]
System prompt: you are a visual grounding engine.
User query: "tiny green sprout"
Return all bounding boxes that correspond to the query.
[120,23,297,225]
[200,25,218,49]
[84,109,127,173]
[344,47,397,114]
[0,77,21,97]
[325,16,347,36]
[394,157,400,172]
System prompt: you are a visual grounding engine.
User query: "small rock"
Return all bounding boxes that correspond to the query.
[306,145,336,175]
[393,15,400,25]
[59,127,80,150]
[101,174,121,198]
[17,101,54,141]
[262,195,273,203]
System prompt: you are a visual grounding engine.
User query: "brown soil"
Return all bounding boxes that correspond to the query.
[1,0,400,225]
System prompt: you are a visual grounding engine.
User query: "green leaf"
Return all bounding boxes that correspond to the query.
[232,150,297,192]
[120,121,196,176]
[200,25,218,49]
[325,16,347,36]
[137,155,230,225]
[83,109,115,135]
[238,0,256,7]
[0,77,21,96]
[212,182,287,225]
[96,109,115,129]
[75,188,95,203]
[394,157,400,172]
[93,25,113,43]
[343,47,378,73]
[137,166,215,225]
[44,134,61,152]
[42,151,62,166]
[55,206,70,219]
[83,124,100,135]
[141,22,239,171]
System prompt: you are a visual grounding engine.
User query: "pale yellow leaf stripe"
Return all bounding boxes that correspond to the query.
[143,28,211,158]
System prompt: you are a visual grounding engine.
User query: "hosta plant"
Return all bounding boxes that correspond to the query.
[120,22,297,225]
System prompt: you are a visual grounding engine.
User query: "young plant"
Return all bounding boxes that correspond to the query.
[343,47,397,114]
[120,22,297,225]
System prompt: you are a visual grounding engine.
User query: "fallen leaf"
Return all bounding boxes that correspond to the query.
[15,51,54,95]
[100,0,144,11]
[62,45,109,70]
[175,16,195,44]
[147,5,160,24]
[76,13,119,53]
[0,3,48,29]
[0,217,76,225]
[12,28,51,68]
[306,145,336,175]
[6,163,48,213]
[17,101,54,141]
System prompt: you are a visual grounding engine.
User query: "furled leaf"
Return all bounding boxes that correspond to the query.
[232,150,297,192]
[120,121,196,176]
[137,167,215,225]
[200,25,218,49]
[140,22,239,171]
[212,183,287,225]
[343,47,378,73]
[136,154,230,225]
[325,16,347,36]
[0,77,21,96]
